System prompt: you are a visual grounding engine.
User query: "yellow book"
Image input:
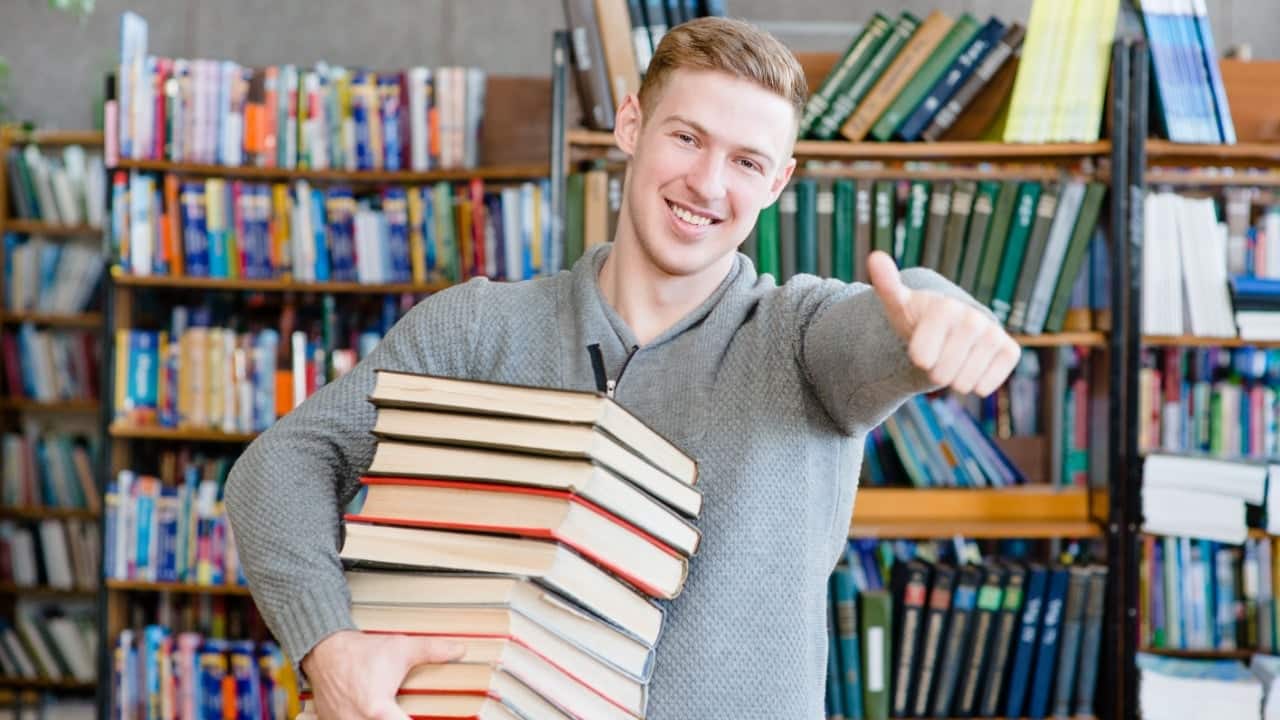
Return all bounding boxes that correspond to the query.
[336,70,353,171]
[206,328,224,430]
[1079,0,1121,141]
[1003,0,1055,142]
[272,183,292,279]
[1050,0,1092,141]
[839,11,954,142]
[113,329,129,423]
[407,187,427,284]
[531,184,544,274]
[155,331,169,426]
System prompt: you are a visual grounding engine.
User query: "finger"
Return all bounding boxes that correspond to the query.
[906,297,962,372]
[924,309,986,388]
[370,700,412,720]
[399,635,466,667]
[949,327,1003,395]
[867,251,912,321]
[974,339,1022,397]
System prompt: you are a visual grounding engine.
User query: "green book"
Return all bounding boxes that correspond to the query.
[860,589,893,720]
[800,13,894,137]
[564,172,586,268]
[990,181,1042,322]
[1044,183,1106,333]
[957,180,1001,293]
[938,180,976,281]
[1018,180,1087,333]
[434,182,459,283]
[919,181,952,271]
[869,13,981,141]
[974,180,1021,307]
[872,180,895,257]
[794,179,818,276]
[1006,183,1060,330]
[901,180,930,268]
[833,179,856,282]
[812,12,921,141]
[756,200,781,281]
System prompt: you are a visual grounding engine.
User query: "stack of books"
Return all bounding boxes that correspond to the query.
[1138,652,1263,720]
[1141,454,1268,544]
[313,370,703,719]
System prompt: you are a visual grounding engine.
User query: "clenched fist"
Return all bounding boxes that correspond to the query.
[868,250,1020,397]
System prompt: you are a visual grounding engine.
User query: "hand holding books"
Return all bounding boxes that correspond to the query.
[300,630,464,720]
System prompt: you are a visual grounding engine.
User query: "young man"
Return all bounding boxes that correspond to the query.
[225,17,1020,720]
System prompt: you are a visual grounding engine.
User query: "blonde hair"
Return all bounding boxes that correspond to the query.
[638,17,807,121]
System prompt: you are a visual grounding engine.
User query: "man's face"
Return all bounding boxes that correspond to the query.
[614,69,797,279]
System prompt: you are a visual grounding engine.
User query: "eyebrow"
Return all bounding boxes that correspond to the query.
[665,114,775,169]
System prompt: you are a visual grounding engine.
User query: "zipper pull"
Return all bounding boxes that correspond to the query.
[587,343,609,396]
[605,379,617,398]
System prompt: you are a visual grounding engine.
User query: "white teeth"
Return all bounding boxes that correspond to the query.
[669,201,713,227]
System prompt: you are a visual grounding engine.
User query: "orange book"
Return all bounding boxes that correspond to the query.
[840,11,954,142]
[262,66,279,168]
[163,174,183,277]
[274,369,293,419]
[455,190,474,279]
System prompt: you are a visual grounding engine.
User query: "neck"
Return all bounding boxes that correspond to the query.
[597,234,734,346]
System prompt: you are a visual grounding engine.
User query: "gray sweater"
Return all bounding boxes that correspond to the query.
[225,243,956,719]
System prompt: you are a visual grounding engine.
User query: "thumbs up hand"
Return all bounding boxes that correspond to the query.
[867,251,1021,397]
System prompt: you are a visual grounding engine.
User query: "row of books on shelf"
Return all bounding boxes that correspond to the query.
[1138,652,1280,720]
[4,144,106,227]
[2,235,104,315]
[0,698,93,719]
[1137,0,1237,144]
[112,630,298,720]
[106,463,245,588]
[0,327,99,404]
[1138,347,1280,461]
[111,172,562,284]
[0,602,95,685]
[112,298,399,433]
[745,177,1107,335]
[1,430,99,511]
[562,0,725,130]
[826,539,1106,720]
[338,370,702,720]
[115,13,486,171]
[1140,534,1280,653]
[0,517,99,591]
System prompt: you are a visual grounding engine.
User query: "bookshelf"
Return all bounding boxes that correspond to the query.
[0,127,105,701]
[553,30,1130,719]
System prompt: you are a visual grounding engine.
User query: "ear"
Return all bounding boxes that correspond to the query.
[764,157,797,206]
[613,93,643,158]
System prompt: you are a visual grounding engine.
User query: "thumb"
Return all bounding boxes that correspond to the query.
[867,251,913,323]
[398,636,466,668]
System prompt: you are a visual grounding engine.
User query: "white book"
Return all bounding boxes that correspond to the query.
[1143,453,1267,502]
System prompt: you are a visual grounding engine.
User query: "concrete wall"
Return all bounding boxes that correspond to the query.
[0,0,1273,130]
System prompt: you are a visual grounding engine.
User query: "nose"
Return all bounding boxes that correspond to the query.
[686,150,727,204]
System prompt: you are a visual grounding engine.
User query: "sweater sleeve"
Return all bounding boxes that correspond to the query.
[798,268,989,435]
[224,285,477,666]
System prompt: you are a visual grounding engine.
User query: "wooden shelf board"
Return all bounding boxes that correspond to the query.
[0,677,96,691]
[1146,169,1280,187]
[110,273,453,294]
[3,129,103,147]
[1013,331,1107,348]
[0,583,96,597]
[849,487,1103,538]
[799,165,1071,182]
[106,580,253,596]
[567,130,1110,160]
[850,520,1103,539]
[1144,334,1279,348]
[2,220,101,236]
[0,507,100,521]
[0,311,103,328]
[111,159,549,183]
[108,423,259,443]
[1139,646,1254,660]
[1147,139,1280,164]
[0,398,99,412]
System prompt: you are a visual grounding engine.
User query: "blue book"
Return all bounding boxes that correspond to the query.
[826,592,846,720]
[310,188,330,282]
[1005,564,1048,717]
[1027,566,1070,718]
[832,566,864,719]
[1189,0,1235,143]
[896,17,1004,141]
[1140,3,1191,141]
[1171,2,1219,142]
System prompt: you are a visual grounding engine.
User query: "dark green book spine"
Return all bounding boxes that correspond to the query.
[979,563,1027,717]
[954,563,1006,716]
[812,13,921,141]
[800,13,893,137]
[756,201,780,280]
[911,563,956,717]
[860,589,893,720]
[891,560,932,717]
[817,181,834,278]
[990,181,1042,322]
[974,180,1021,307]
[1044,183,1106,333]
[957,180,1000,293]
[1006,183,1060,329]
[565,172,586,267]
[872,180,895,257]
[938,180,975,281]
[779,185,798,282]
[920,181,952,271]
[833,179,856,282]
[902,180,930,268]
[794,179,818,276]
[869,13,982,141]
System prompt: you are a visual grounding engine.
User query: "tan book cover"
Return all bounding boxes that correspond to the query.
[593,0,642,108]
[840,11,954,142]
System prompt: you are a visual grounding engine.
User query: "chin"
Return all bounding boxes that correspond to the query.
[642,240,733,278]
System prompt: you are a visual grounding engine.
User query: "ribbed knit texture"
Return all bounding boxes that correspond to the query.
[225,243,967,718]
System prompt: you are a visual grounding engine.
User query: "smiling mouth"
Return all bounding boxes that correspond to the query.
[666,199,722,227]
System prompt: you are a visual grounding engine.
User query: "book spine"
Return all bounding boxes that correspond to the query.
[871,14,983,142]
[811,13,920,141]
[899,17,1005,142]
[800,14,893,137]
[842,11,954,142]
